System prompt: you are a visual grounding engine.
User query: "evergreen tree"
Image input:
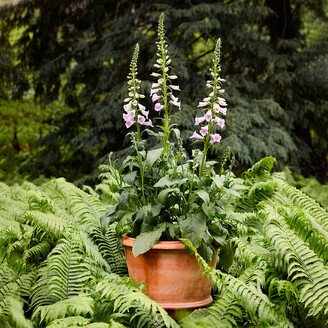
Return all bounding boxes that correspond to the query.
[1,0,327,181]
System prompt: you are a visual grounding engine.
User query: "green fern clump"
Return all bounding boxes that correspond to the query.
[0,178,178,327]
[1,158,328,327]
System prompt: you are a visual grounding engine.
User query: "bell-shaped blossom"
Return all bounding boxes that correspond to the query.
[214,117,225,128]
[198,101,209,108]
[171,95,181,109]
[217,97,227,107]
[204,110,212,122]
[200,125,209,137]
[123,110,136,128]
[214,103,227,115]
[210,133,222,144]
[124,119,135,128]
[190,131,203,140]
[171,85,180,91]
[150,88,160,96]
[152,93,160,102]
[154,103,163,112]
[195,116,206,126]
[142,119,153,127]
[141,109,149,119]
[123,102,132,112]
[137,115,153,127]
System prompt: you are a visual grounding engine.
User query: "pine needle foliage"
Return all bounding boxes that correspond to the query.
[1,1,327,181]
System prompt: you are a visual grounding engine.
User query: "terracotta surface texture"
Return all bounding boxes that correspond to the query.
[123,235,216,309]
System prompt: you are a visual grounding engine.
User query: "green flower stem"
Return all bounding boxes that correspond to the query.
[132,135,146,205]
[199,122,211,177]
[159,13,171,157]
[199,39,221,178]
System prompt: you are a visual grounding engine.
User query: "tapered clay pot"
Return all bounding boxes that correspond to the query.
[123,235,217,309]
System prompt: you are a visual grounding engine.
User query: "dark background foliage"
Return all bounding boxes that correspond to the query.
[0,0,327,183]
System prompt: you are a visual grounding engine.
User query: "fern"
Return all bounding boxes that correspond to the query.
[23,210,68,238]
[273,177,328,230]
[33,294,94,325]
[265,210,328,319]
[95,274,179,328]
[180,289,242,328]
[31,233,93,309]
[182,239,294,327]
[42,178,106,231]
[90,226,127,275]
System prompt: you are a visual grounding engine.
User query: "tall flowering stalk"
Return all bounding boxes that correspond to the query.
[191,38,227,176]
[150,13,181,155]
[123,43,152,142]
[123,43,152,204]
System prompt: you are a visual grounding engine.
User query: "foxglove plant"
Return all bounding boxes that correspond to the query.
[101,13,242,261]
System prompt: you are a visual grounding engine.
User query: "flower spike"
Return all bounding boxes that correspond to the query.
[191,38,227,145]
[123,44,152,133]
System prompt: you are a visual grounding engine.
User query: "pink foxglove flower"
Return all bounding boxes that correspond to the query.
[123,110,135,121]
[124,119,134,128]
[137,115,146,124]
[152,93,160,102]
[171,85,180,91]
[171,96,181,109]
[215,117,225,128]
[195,116,206,125]
[200,125,209,137]
[204,110,212,122]
[217,97,227,107]
[123,102,132,112]
[210,133,222,144]
[150,88,160,96]
[198,101,208,107]
[123,110,136,128]
[141,109,149,119]
[190,131,203,140]
[213,103,227,115]
[138,115,153,127]
[142,119,153,127]
[154,103,163,112]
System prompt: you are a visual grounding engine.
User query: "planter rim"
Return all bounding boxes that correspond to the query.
[122,234,185,250]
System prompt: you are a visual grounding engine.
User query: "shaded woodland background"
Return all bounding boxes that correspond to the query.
[0,0,327,185]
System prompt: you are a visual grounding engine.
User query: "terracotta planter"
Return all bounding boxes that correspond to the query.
[123,235,217,309]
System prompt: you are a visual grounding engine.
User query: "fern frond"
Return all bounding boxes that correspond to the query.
[265,214,328,319]
[32,294,94,325]
[282,207,328,264]
[274,178,328,230]
[42,178,106,231]
[95,274,179,328]
[46,316,90,327]
[79,230,112,272]
[182,239,294,327]
[30,234,92,309]
[180,289,242,328]
[23,210,68,238]
[0,296,33,328]
[91,226,127,275]
[23,241,52,264]
[243,156,276,180]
